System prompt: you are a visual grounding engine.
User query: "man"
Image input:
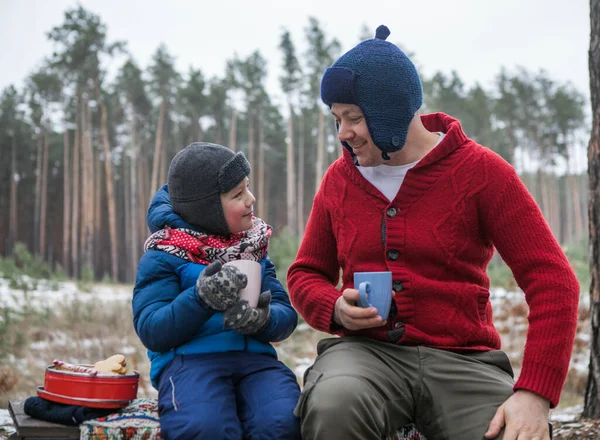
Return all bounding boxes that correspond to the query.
[287,24,579,440]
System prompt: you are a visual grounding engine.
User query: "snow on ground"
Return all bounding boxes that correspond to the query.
[0,277,133,310]
[0,280,591,378]
[0,409,16,438]
[551,405,584,423]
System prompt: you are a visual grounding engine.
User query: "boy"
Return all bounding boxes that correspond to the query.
[133,142,301,439]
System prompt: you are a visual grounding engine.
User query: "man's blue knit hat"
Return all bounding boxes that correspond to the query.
[321,25,422,159]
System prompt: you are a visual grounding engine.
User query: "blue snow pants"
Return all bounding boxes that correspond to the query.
[157,352,302,439]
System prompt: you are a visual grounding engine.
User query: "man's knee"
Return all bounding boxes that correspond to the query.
[304,375,378,421]
[297,374,388,438]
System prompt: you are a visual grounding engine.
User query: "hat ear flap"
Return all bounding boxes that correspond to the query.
[321,67,357,108]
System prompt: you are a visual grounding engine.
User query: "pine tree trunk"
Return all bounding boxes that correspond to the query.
[265,166,271,227]
[286,102,296,234]
[549,172,560,240]
[248,109,255,170]
[257,111,265,220]
[94,151,101,276]
[80,99,93,271]
[89,103,96,272]
[34,135,43,253]
[138,154,149,246]
[571,174,584,240]
[95,75,119,281]
[71,99,81,278]
[123,150,131,280]
[584,0,600,418]
[315,110,325,194]
[215,103,224,146]
[581,173,589,239]
[118,164,127,280]
[198,119,203,142]
[150,100,165,197]
[159,146,167,190]
[564,141,577,243]
[79,99,88,265]
[8,130,18,254]
[62,128,71,274]
[538,170,551,226]
[563,153,573,243]
[559,175,568,243]
[130,112,139,282]
[297,114,305,237]
[507,124,517,168]
[229,108,237,152]
[40,128,49,259]
[194,114,203,143]
[89,113,97,274]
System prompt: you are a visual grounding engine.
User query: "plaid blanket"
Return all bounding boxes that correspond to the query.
[389,425,427,440]
[79,399,160,440]
[79,398,426,439]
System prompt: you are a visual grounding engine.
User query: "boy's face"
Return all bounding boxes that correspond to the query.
[220,177,256,234]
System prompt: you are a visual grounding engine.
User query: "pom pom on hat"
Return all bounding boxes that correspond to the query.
[375,25,390,40]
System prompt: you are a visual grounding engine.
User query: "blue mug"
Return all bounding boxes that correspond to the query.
[353,271,393,319]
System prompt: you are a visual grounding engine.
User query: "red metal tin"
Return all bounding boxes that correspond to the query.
[38,364,139,408]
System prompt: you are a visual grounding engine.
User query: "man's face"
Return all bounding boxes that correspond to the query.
[331,103,383,167]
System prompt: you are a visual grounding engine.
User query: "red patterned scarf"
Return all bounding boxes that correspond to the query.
[143,217,272,264]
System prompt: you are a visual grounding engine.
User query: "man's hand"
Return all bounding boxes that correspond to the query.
[333,288,388,330]
[484,390,550,440]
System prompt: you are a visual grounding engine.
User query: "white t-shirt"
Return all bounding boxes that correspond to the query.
[357,132,445,201]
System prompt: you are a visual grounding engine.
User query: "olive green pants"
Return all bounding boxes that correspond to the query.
[295,337,514,440]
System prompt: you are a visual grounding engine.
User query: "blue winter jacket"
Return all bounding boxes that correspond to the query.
[132,185,298,389]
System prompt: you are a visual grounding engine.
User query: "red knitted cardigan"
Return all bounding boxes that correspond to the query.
[287,112,579,407]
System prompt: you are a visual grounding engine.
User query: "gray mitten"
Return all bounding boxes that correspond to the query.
[223,290,271,335]
[196,261,247,311]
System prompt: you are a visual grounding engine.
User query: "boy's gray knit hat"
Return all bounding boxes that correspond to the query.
[168,142,251,236]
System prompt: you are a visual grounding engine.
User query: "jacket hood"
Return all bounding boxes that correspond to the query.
[147,185,195,233]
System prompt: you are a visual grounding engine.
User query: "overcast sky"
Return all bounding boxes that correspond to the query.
[0,0,592,109]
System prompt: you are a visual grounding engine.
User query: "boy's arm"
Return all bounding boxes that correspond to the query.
[252,254,298,343]
[132,250,215,352]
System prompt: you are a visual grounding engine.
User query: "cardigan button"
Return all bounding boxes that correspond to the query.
[386,207,397,218]
[394,321,404,329]
[387,249,399,261]
[393,281,403,292]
